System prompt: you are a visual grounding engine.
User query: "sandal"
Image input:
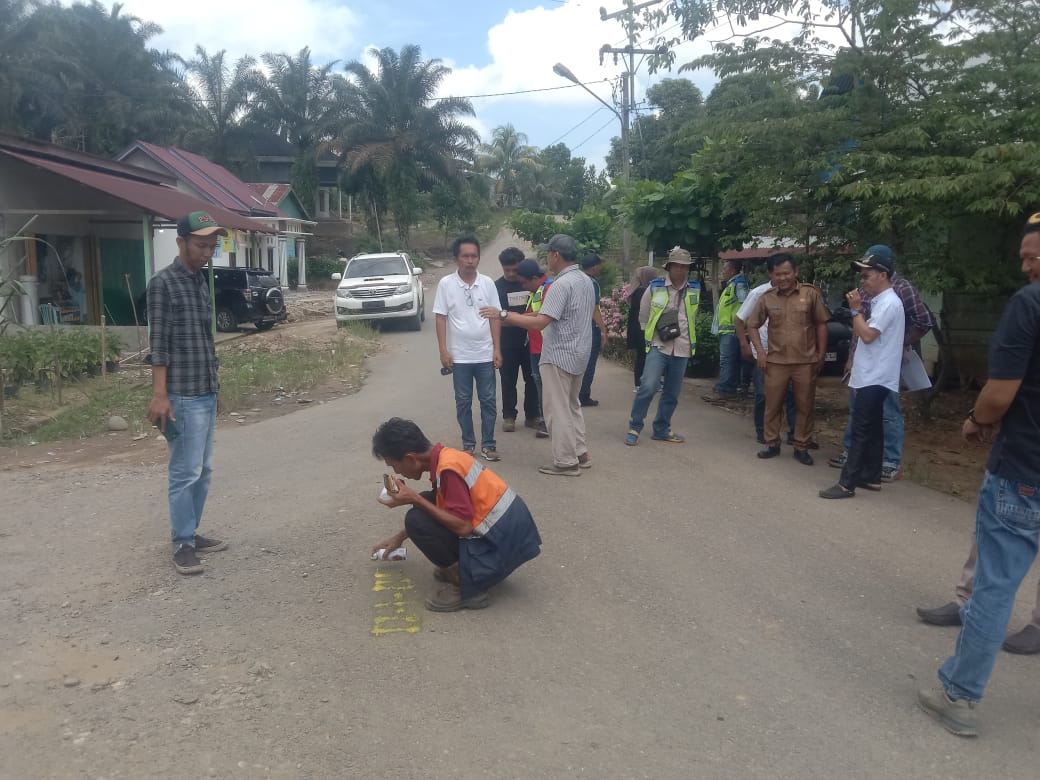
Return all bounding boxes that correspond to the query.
[651,431,685,443]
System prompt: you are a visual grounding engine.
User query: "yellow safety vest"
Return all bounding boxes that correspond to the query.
[643,280,701,356]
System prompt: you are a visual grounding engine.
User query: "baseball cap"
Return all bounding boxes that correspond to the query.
[177,211,228,238]
[581,253,603,269]
[515,258,543,279]
[665,246,693,266]
[539,234,579,258]
[853,244,895,274]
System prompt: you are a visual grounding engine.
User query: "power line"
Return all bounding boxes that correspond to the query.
[570,116,619,152]
[548,106,607,146]
[445,79,612,101]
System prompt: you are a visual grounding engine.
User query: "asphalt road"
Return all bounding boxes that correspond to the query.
[2,262,1039,778]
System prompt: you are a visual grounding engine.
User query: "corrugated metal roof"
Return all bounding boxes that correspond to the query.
[248,183,292,206]
[125,141,285,218]
[0,148,273,234]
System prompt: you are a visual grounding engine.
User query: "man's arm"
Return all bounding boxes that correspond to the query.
[146,277,173,428]
[479,307,552,331]
[593,305,608,340]
[435,314,452,369]
[897,282,935,346]
[377,474,475,536]
[489,314,502,368]
[734,316,753,360]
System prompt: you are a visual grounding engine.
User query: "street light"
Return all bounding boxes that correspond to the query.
[553,62,631,272]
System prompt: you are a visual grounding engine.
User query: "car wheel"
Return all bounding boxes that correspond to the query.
[215,307,237,332]
[419,297,426,322]
[255,320,275,331]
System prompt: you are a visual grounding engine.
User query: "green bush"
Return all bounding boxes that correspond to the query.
[508,210,559,247]
[687,309,719,378]
[0,328,122,386]
[288,256,343,288]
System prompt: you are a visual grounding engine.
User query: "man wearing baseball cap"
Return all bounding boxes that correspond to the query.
[819,247,904,498]
[146,211,229,575]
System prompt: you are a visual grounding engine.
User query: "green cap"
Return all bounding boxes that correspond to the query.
[177,211,227,238]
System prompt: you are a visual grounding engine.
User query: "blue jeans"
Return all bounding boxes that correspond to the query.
[167,392,217,551]
[629,347,688,437]
[579,327,601,402]
[842,388,903,468]
[530,353,543,417]
[939,471,1040,701]
[715,332,740,395]
[753,365,796,439]
[452,362,497,450]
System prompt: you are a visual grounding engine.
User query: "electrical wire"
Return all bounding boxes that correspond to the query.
[446,79,612,101]
[548,106,608,146]
[569,116,619,152]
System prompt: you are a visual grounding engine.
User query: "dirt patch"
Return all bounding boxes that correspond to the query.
[0,318,372,474]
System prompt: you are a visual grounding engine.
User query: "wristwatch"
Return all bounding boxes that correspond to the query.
[499,309,508,320]
[850,308,862,317]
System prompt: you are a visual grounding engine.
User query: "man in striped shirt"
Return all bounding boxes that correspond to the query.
[147,211,229,575]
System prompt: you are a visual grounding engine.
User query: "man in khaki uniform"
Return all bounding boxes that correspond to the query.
[747,254,829,465]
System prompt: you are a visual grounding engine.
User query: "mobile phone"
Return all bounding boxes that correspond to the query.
[382,473,399,495]
[440,366,453,375]
[155,414,181,441]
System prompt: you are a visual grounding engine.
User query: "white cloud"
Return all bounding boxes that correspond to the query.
[113,0,360,64]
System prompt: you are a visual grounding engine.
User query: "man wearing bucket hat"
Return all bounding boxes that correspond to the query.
[624,247,702,446]
[147,211,230,575]
[818,248,904,498]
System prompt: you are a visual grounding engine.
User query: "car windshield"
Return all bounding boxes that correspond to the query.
[346,256,408,278]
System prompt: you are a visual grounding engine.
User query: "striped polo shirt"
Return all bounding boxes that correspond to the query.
[538,263,595,375]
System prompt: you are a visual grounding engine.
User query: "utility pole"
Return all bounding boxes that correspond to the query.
[598,0,666,274]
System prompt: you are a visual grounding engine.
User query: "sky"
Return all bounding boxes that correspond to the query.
[111,0,730,171]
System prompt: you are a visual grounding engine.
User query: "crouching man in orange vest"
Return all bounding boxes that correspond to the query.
[371,417,542,611]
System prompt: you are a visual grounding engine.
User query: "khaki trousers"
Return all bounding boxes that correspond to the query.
[956,539,1040,626]
[763,362,817,449]
[539,362,587,468]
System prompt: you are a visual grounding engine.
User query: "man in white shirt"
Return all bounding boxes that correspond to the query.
[819,249,905,498]
[434,236,502,462]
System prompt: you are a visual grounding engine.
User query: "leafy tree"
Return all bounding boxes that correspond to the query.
[536,143,597,213]
[0,0,33,134]
[508,210,560,247]
[338,45,479,244]
[568,206,614,255]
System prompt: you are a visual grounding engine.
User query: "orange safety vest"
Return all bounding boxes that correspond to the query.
[435,447,513,535]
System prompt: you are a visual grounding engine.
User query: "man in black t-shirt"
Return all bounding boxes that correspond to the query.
[917,212,1040,737]
[494,248,539,432]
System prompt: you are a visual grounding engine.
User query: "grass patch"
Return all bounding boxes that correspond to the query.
[1,326,378,446]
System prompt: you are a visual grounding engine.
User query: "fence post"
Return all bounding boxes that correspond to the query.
[101,315,107,381]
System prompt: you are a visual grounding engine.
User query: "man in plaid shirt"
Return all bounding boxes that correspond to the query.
[828,245,935,482]
[147,211,229,575]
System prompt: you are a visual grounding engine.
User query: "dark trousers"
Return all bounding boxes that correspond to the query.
[500,345,538,421]
[840,385,888,488]
[579,327,601,402]
[632,347,646,388]
[404,490,459,567]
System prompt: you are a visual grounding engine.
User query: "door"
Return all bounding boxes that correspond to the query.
[98,238,147,325]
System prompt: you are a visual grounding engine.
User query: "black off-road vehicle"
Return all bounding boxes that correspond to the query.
[137,266,287,332]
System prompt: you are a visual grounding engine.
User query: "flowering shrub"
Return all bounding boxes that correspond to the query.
[599,285,632,339]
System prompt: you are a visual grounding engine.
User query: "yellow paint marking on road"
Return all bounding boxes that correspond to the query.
[371,571,422,635]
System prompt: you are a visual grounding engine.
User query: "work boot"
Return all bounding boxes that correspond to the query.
[917,684,978,737]
[503,418,516,432]
[424,585,489,612]
[433,562,461,586]
[793,449,814,466]
[916,601,962,627]
[1002,623,1040,654]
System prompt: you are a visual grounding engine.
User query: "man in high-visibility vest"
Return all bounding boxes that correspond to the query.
[704,259,750,402]
[372,417,542,612]
[516,258,552,438]
[624,247,702,446]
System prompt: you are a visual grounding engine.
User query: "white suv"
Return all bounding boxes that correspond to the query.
[332,252,425,330]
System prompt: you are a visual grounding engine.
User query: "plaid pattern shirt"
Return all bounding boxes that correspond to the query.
[148,259,219,396]
[861,272,935,343]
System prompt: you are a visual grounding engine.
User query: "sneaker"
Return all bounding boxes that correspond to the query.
[917,684,978,737]
[538,462,581,477]
[481,447,501,462]
[173,547,203,575]
[577,452,592,469]
[524,418,541,430]
[503,419,516,433]
[194,534,227,553]
[624,429,639,446]
[462,444,475,454]
[881,466,902,482]
[579,398,599,407]
[828,451,848,469]
[535,422,549,439]
[916,601,962,627]
[424,584,489,612]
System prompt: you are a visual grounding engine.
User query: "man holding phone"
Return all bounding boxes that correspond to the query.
[147,211,228,575]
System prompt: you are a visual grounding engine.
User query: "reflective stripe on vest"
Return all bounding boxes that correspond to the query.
[527,277,550,313]
[435,448,515,536]
[643,280,702,357]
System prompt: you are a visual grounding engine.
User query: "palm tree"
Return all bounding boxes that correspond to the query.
[252,47,348,204]
[480,124,540,207]
[0,0,33,134]
[182,46,261,165]
[337,44,479,243]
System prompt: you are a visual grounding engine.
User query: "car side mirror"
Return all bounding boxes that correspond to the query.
[412,267,422,276]
[331,273,342,281]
